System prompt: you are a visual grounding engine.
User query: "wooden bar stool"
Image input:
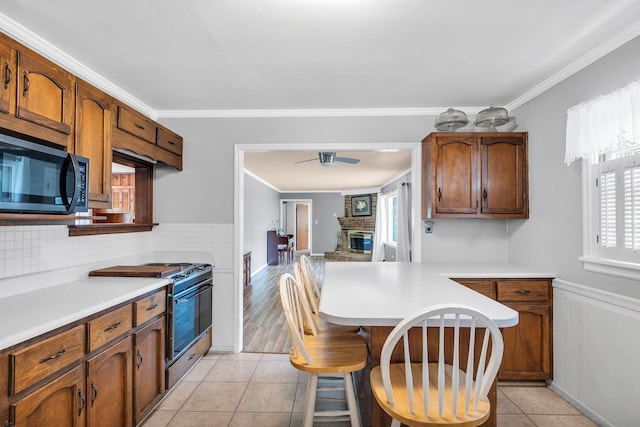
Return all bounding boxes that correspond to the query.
[294,261,360,334]
[280,273,367,426]
[370,304,504,427]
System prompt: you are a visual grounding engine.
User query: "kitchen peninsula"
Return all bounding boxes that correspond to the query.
[320,261,555,427]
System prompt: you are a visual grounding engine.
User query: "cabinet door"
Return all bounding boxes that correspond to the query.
[86,336,132,427]
[0,37,16,115]
[480,136,528,217]
[10,364,86,427]
[133,317,165,424]
[16,50,75,140]
[499,302,552,380]
[433,137,478,215]
[75,81,112,208]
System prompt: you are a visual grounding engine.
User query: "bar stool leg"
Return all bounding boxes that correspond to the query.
[303,373,318,427]
[344,372,361,427]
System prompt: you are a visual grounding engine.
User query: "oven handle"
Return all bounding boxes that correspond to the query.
[173,280,212,304]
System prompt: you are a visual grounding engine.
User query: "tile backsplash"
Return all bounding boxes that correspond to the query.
[0,223,233,280]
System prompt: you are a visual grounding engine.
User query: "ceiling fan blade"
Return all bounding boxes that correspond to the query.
[334,157,360,164]
[294,158,318,164]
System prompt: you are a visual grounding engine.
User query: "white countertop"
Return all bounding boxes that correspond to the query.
[0,276,170,350]
[319,262,554,328]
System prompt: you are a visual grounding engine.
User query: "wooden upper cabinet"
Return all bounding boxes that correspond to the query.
[16,50,75,149]
[480,136,528,216]
[422,132,529,219]
[75,80,113,209]
[433,136,478,215]
[0,37,16,115]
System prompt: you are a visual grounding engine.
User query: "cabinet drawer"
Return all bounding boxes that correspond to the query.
[9,324,84,395]
[497,280,550,302]
[166,327,211,389]
[87,304,132,352]
[116,105,156,143]
[156,126,183,155]
[453,279,496,299]
[134,289,166,326]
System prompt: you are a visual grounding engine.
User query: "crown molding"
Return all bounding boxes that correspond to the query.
[156,107,485,119]
[0,12,156,119]
[507,19,640,112]
[2,9,639,120]
[243,169,281,192]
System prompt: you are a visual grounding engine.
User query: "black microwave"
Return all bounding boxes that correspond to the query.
[0,134,89,214]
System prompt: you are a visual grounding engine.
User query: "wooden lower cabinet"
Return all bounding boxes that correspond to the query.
[10,364,86,427]
[86,336,133,427]
[133,317,165,424]
[453,277,553,381]
[498,302,551,380]
[0,287,190,427]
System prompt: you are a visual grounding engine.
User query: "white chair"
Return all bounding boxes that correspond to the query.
[280,273,367,427]
[370,304,504,427]
[293,261,360,334]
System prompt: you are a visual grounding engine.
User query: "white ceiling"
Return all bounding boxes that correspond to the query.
[1,0,639,191]
[245,150,412,192]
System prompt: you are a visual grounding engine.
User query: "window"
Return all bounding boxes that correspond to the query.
[385,192,398,244]
[582,147,640,278]
[566,78,640,279]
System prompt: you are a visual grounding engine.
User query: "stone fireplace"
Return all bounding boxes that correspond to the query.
[325,194,376,261]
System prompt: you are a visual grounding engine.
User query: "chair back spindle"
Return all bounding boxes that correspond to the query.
[374,304,504,425]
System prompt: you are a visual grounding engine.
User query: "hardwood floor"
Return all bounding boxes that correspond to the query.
[242,254,324,353]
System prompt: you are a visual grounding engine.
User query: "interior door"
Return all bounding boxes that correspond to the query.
[296,204,309,251]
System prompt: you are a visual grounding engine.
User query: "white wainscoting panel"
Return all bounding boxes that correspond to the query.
[552,279,640,427]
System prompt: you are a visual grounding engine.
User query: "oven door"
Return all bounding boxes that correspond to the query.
[169,278,212,361]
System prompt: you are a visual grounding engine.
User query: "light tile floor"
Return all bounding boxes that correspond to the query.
[142,352,596,427]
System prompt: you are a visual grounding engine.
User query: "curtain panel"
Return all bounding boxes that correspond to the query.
[565,78,640,165]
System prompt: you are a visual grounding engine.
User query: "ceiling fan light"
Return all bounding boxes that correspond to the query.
[318,152,336,166]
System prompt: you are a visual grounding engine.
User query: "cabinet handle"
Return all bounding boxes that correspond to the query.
[483,187,488,201]
[137,350,143,369]
[91,381,98,407]
[515,289,531,294]
[39,348,66,364]
[22,71,30,97]
[188,352,196,361]
[3,62,11,90]
[146,303,159,311]
[104,321,121,332]
[134,123,145,130]
[78,389,86,416]
[167,140,176,145]
[438,187,442,202]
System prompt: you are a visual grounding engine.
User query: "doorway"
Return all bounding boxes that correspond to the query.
[234,142,422,353]
[280,199,311,254]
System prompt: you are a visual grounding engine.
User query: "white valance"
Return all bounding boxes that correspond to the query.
[565,78,640,165]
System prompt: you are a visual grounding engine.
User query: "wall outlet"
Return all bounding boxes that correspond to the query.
[424,220,434,233]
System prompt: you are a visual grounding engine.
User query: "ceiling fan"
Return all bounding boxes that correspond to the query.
[294,152,360,167]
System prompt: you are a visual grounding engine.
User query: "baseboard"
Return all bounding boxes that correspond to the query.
[548,381,611,427]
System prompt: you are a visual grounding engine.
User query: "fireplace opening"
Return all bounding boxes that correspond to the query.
[347,230,373,254]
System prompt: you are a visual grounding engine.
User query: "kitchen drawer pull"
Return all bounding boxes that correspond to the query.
[103,322,122,332]
[91,381,98,407]
[78,389,86,416]
[146,303,159,311]
[22,71,29,96]
[167,140,176,145]
[3,62,11,89]
[188,352,196,361]
[39,348,66,364]
[134,123,145,130]
[515,289,531,294]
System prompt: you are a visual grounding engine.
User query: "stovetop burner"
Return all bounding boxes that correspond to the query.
[144,262,213,294]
